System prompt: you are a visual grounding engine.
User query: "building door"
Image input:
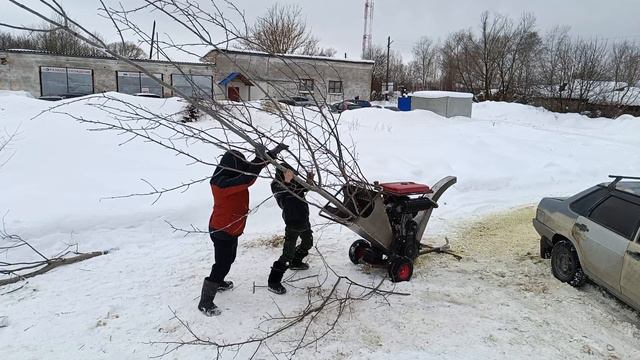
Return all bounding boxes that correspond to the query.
[228,87,240,102]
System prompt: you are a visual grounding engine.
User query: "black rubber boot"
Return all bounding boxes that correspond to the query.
[289,258,309,270]
[197,278,221,316]
[217,280,234,292]
[290,248,310,270]
[268,261,287,295]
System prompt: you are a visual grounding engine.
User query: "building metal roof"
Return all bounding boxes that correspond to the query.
[203,48,375,66]
[0,48,213,67]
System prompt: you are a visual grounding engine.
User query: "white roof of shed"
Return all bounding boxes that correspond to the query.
[410,91,474,99]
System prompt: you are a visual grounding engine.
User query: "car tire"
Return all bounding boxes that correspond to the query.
[551,240,587,287]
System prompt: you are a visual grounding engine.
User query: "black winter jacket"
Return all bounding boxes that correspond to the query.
[271,163,310,227]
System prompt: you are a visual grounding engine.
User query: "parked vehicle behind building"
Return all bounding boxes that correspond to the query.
[329,100,362,113]
[38,93,87,101]
[277,96,315,107]
[351,99,372,108]
[533,175,640,311]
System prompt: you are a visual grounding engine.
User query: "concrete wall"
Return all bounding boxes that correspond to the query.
[411,96,473,118]
[0,50,214,98]
[446,97,473,117]
[205,50,374,102]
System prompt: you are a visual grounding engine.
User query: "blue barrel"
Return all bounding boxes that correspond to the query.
[398,97,411,111]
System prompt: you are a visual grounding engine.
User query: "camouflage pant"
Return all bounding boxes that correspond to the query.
[278,224,313,264]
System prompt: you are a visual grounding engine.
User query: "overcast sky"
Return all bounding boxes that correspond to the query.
[3,0,640,60]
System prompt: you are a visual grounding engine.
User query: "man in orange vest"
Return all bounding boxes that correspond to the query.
[198,144,287,316]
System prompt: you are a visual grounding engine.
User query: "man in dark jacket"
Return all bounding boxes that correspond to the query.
[198,144,287,316]
[267,163,314,295]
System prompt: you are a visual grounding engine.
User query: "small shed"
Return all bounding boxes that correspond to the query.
[409,91,473,118]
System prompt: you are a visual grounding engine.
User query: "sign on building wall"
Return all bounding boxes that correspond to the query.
[41,67,67,73]
[66,68,92,75]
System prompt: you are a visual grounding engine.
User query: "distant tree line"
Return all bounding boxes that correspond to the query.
[365,12,640,115]
[0,20,147,59]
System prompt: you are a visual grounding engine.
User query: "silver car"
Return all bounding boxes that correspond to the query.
[533,175,640,311]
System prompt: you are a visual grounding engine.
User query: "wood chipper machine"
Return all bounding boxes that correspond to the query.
[319,176,457,282]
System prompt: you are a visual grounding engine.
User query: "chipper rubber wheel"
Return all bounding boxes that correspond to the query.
[388,257,414,282]
[349,239,371,265]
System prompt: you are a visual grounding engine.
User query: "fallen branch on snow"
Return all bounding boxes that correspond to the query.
[0,250,109,287]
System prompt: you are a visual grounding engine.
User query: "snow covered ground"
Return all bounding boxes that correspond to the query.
[0,92,639,359]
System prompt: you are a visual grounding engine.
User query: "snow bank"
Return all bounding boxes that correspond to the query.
[1,94,638,254]
[0,90,34,98]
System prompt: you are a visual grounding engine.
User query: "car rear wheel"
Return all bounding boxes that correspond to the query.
[551,240,587,287]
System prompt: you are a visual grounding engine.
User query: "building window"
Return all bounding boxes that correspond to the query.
[171,74,213,99]
[328,80,343,94]
[298,79,314,93]
[117,71,163,97]
[40,66,93,96]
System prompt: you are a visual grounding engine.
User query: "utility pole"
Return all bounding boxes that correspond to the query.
[362,0,374,59]
[385,36,392,101]
[149,21,156,60]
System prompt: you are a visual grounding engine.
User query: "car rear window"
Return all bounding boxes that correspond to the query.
[589,196,640,240]
[570,188,609,216]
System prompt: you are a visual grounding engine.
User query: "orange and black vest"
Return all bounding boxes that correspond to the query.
[209,151,266,239]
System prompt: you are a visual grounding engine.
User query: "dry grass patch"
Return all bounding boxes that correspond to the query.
[453,206,539,259]
[247,234,286,248]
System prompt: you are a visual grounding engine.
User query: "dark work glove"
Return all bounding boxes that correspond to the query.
[267,143,289,158]
[255,144,268,159]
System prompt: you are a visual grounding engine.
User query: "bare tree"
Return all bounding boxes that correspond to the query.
[300,38,337,57]
[568,38,609,111]
[493,13,541,100]
[107,41,147,59]
[315,47,337,58]
[0,18,105,56]
[608,41,640,110]
[440,30,479,94]
[471,12,510,99]
[35,19,105,56]
[239,3,318,55]
[410,36,439,91]
[0,30,37,49]
[538,26,573,98]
